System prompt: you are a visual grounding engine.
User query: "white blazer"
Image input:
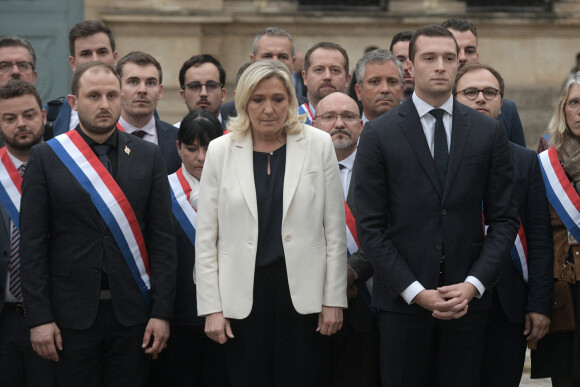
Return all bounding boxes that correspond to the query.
[195,124,347,319]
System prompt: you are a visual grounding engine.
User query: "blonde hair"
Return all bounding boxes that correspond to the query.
[550,72,580,150]
[228,60,303,139]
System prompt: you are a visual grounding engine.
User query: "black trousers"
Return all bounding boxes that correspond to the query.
[54,300,150,387]
[150,324,229,387]
[224,261,323,387]
[480,292,526,387]
[0,307,54,387]
[378,307,488,387]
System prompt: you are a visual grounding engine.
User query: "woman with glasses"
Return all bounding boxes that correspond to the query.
[532,72,580,386]
[194,60,347,386]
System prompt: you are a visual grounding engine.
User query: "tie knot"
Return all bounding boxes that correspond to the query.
[430,108,445,121]
[132,130,147,139]
[18,163,26,177]
[92,144,110,157]
[339,163,346,171]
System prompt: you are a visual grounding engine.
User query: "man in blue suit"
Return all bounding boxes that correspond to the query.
[455,62,553,387]
[48,20,118,139]
[443,18,527,147]
[116,52,181,174]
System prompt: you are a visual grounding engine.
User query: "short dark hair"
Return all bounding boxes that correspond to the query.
[454,63,505,98]
[178,54,226,89]
[409,25,458,63]
[304,42,349,74]
[252,27,295,58]
[442,18,478,40]
[0,79,42,109]
[0,36,37,68]
[69,20,116,57]
[178,109,223,147]
[71,61,120,96]
[389,31,413,51]
[235,62,253,86]
[116,51,163,84]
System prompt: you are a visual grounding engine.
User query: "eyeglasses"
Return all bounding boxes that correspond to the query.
[457,87,500,101]
[565,98,580,111]
[182,81,223,94]
[0,61,34,73]
[315,112,360,123]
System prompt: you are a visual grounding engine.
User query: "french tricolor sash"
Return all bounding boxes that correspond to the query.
[345,201,376,315]
[539,147,580,243]
[298,103,314,125]
[168,167,197,246]
[0,148,22,229]
[482,215,528,283]
[47,131,151,303]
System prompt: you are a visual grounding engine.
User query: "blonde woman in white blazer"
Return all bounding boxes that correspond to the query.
[195,60,347,386]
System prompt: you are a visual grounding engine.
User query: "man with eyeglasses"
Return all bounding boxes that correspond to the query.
[0,36,37,87]
[177,54,227,131]
[117,51,181,174]
[313,91,379,387]
[442,18,526,148]
[354,49,404,124]
[454,63,553,387]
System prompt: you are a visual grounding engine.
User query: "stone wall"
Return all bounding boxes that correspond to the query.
[86,0,580,148]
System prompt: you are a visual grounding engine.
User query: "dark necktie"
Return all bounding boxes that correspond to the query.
[430,108,448,188]
[93,144,113,174]
[9,164,26,301]
[131,130,147,139]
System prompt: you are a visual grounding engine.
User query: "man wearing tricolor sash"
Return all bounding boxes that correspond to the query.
[314,92,379,386]
[455,63,553,387]
[0,80,53,385]
[20,62,177,386]
[153,110,228,386]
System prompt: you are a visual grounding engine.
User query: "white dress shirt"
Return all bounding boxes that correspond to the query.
[119,116,158,145]
[400,93,484,304]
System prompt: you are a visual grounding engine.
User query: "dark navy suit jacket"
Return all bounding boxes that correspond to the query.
[500,99,526,147]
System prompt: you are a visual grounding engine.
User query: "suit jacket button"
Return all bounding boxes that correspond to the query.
[284,235,291,242]
[436,244,442,251]
[441,209,447,215]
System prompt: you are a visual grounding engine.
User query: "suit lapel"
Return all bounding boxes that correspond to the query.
[442,101,471,203]
[398,100,443,197]
[231,131,258,222]
[155,118,171,156]
[282,130,306,222]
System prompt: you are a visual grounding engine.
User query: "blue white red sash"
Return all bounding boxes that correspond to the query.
[298,103,314,125]
[168,167,197,247]
[0,148,22,229]
[345,201,376,315]
[47,131,151,303]
[539,147,580,243]
[482,213,528,283]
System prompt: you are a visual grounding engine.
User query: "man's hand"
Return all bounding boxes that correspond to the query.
[432,282,478,320]
[524,312,550,343]
[30,322,62,362]
[347,267,358,299]
[142,318,170,355]
[205,312,234,344]
[317,306,343,336]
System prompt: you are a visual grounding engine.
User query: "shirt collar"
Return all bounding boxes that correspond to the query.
[76,126,118,148]
[118,116,156,136]
[412,92,454,119]
[339,148,357,171]
[6,149,26,170]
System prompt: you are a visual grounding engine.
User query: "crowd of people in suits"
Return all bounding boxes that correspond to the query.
[0,15,578,387]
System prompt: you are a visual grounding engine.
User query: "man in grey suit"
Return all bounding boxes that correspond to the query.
[314,92,379,387]
[354,25,519,386]
[20,62,176,386]
[116,51,181,174]
[0,80,53,385]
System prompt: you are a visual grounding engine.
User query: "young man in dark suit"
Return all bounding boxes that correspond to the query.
[353,25,519,386]
[455,62,553,387]
[20,62,176,386]
[116,51,181,174]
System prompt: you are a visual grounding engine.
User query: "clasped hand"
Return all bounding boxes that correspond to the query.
[413,282,478,320]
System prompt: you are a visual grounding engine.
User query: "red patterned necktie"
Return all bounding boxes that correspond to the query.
[8,163,26,301]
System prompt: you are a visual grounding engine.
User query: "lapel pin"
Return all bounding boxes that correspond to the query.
[124,146,131,155]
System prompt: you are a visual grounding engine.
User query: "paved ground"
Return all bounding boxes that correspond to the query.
[520,349,551,386]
